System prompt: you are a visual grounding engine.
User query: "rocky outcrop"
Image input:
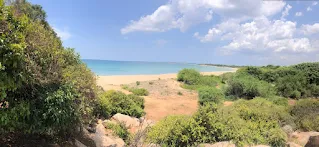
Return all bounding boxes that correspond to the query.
[111,113,141,128]
[290,131,319,146]
[305,135,319,147]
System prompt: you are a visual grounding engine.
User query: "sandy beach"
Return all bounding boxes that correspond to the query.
[97,70,236,86]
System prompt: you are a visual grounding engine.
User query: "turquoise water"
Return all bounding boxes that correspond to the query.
[82,59,233,76]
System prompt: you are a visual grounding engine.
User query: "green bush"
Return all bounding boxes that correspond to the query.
[265,96,288,106]
[198,87,224,105]
[0,0,99,138]
[106,122,130,142]
[136,81,140,86]
[275,73,306,98]
[220,72,234,84]
[147,99,289,147]
[130,88,149,96]
[146,115,198,147]
[225,74,275,99]
[177,69,201,85]
[177,91,183,95]
[290,99,319,131]
[97,90,145,118]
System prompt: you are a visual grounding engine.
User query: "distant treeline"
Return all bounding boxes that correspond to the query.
[199,64,247,68]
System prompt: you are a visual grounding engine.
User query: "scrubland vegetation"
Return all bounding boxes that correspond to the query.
[0,0,146,144]
[1,0,318,146]
[147,64,319,146]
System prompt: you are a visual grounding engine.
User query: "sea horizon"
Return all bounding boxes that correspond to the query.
[82,59,234,76]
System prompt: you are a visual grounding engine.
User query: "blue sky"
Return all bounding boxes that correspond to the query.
[29,0,319,65]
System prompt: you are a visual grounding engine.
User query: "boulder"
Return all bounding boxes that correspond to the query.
[199,141,235,147]
[92,119,125,147]
[305,135,319,147]
[111,113,140,128]
[282,125,294,136]
[290,131,319,146]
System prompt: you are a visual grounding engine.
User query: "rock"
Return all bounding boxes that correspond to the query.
[74,139,87,147]
[92,119,125,147]
[305,135,319,147]
[290,132,319,146]
[199,141,235,147]
[282,125,294,135]
[111,113,140,128]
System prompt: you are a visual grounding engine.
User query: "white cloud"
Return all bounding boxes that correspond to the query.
[295,12,303,17]
[301,23,319,35]
[155,39,168,46]
[196,16,319,53]
[53,27,71,40]
[121,0,285,34]
[313,2,318,6]
[281,4,292,20]
[307,7,312,11]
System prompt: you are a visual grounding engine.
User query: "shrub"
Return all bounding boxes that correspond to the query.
[177,69,201,85]
[275,73,307,98]
[220,72,234,84]
[225,74,275,99]
[198,75,220,87]
[0,0,99,139]
[198,87,224,105]
[290,99,319,131]
[121,84,129,90]
[130,88,149,96]
[265,96,288,106]
[177,91,183,95]
[136,81,140,86]
[106,122,130,142]
[149,82,154,85]
[147,100,288,147]
[146,115,198,147]
[97,90,145,118]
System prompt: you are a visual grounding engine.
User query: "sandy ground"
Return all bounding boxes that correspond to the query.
[97,71,236,86]
[97,70,236,121]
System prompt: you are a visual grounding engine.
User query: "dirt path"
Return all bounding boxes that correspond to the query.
[100,78,199,122]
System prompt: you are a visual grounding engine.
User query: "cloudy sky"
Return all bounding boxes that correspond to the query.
[29,0,319,65]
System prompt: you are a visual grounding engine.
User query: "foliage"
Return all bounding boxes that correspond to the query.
[177,69,201,85]
[264,96,288,106]
[290,99,319,131]
[106,122,130,142]
[96,90,145,118]
[225,74,275,99]
[136,81,140,86]
[275,73,307,98]
[177,91,183,95]
[130,88,149,96]
[198,87,224,105]
[0,0,99,138]
[147,99,289,146]
[220,72,234,84]
[292,62,319,85]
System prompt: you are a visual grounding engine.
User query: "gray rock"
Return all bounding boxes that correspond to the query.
[305,135,319,147]
[111,113,140,128]
[282,125,294,135]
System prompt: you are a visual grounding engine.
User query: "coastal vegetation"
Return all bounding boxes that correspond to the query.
[146,64,319,146]
[1,0,318,146]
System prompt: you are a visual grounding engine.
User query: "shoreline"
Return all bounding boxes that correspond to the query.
[97,69,237,86]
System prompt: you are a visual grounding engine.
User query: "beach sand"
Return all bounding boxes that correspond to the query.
[97,70,236,86]
[97,70,236,121]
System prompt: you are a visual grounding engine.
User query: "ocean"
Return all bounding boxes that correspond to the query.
[82,59,233,76]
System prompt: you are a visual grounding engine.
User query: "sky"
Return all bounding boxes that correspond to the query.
[29,0,319,65]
